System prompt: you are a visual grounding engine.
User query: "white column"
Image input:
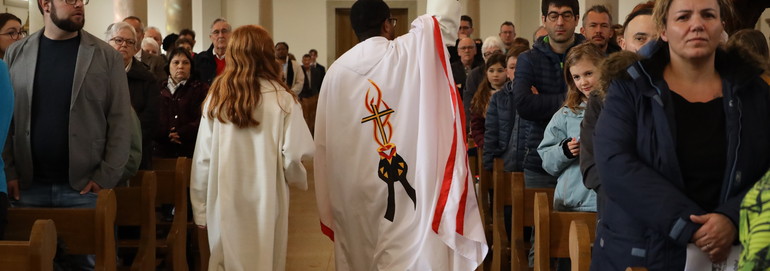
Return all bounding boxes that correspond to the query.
[192,0,221,52]
[258,0,272,34]
[165,0,192,34]
[147,0,167,34]
[114,0,147,23]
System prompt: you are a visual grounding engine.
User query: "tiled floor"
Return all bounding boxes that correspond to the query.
[286,162,336,271]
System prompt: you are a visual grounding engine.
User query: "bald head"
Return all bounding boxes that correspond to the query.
[457,37,476,66]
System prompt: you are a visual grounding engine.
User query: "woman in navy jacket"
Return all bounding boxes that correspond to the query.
[591,0,770,269]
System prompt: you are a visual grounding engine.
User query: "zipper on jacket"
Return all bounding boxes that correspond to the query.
[637,62,742,204]
[724,98,741,203]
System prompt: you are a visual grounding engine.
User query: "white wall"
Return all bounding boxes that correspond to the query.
[4,3,28,27]
[273,0,327,66]
[478,0,515,41]
[10,0,770,64]
[617,0,636,25]
[80,1,114,40]
[222,0,261,33]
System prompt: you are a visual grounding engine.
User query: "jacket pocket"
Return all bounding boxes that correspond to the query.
[83,71,109,101]
[596,222,648,267]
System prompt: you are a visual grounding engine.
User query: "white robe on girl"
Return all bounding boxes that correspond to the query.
[191,79,314,271]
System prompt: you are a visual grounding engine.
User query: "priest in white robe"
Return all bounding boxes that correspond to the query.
[190,25,314,271]
[314,0,488,270]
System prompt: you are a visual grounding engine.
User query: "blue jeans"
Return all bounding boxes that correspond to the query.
[13,182,97,208]
[13,182,97,271]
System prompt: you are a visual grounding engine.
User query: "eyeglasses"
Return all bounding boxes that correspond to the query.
[211,28,230,36]
[63,0,89,5]
[546,11,575,22]
[459,26,471,31]
[458,46,475,51]
[483,50,503,58]
[0,30,26,40]
[387,17,397,27]
[109,37,136,46]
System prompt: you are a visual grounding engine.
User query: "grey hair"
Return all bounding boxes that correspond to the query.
[481,36,504,54]
[210,17,231,30]
[105,21,137,42]
[141,37,159,51]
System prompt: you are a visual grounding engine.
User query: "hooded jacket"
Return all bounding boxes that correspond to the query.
[483,80,529,172]
[513,34,586,175]
[538,104,596,212]
[591,41,770,270]
[579,50,641,215]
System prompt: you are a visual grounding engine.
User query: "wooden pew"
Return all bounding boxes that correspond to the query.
[476,147,493,244]
[6,189,118,271]
[196,227,210,271]
[467,138,479,178]
[153,157,191,271]
[533,192,596,271]
[569,220,593,271]
[626,268,648,271]
[511,172,555,271]
[491,158,512,271]
[115,171,157,271]
[0,219,57,271]
[151,158,178,171]
[474,148,493,271]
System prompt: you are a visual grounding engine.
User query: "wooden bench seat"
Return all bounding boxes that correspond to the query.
[116,171,157,271]
[5,189,117,271]
[491,158,513,271]
[533,192,596,271]
[0,219,57,271]
[511,172,555,271]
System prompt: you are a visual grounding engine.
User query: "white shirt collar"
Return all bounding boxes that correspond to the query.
[213,50,225,60]
[125,59,133,72]
[167,77,187,95]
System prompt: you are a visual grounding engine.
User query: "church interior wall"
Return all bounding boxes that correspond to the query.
[3,0,770,67]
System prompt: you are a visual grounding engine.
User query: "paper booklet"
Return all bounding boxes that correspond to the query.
[684,244,741,271]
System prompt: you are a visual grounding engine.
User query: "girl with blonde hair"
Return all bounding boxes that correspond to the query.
[538,42,604,213]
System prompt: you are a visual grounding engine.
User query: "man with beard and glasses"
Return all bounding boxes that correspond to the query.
[2,0,132,268]
[580,5,620,54]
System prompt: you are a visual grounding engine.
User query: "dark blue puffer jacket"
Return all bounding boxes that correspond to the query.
[591,42,770,271]
[512,34,586,174]
[483,80,529,172]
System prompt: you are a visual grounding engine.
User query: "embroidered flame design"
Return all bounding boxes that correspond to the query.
[363,80,393,147]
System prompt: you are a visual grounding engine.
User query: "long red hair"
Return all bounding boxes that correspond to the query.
[205,25,292,128]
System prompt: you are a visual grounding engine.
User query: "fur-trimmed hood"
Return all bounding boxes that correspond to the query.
[596,39,768,101]
[608,39,766,87]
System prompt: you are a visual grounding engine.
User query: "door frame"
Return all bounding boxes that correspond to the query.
[325,1,417,67]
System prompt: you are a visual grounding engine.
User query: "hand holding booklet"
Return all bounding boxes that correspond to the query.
[684,244,741,271]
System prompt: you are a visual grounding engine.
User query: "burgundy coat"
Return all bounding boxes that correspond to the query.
[154,79,209,158]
